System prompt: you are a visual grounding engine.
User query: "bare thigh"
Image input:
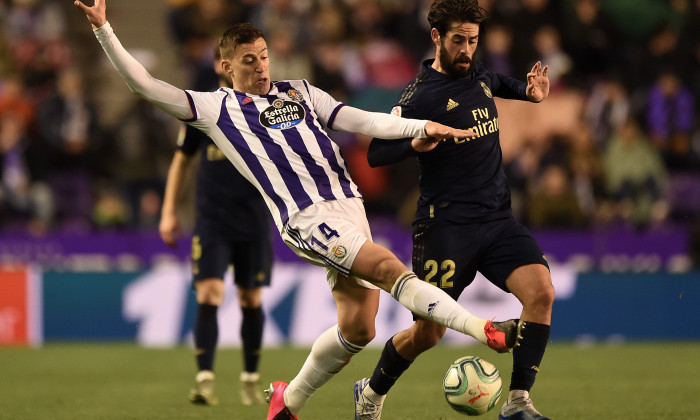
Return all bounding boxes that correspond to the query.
[332,274,380,346]
[350,240,409,292]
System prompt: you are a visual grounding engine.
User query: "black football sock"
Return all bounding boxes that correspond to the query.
[368,336,414,395]
[241,306,264,373]
[194,303,219,372]
[510,321,550,392]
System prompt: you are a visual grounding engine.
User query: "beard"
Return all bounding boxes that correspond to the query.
[439,42,473,78]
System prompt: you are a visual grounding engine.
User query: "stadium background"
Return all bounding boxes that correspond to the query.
[1,0,699,348]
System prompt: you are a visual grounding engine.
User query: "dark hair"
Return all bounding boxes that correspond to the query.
[218,23,266,59]
[427,0,487,36]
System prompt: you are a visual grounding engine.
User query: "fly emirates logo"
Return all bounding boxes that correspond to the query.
[454,107,499,143]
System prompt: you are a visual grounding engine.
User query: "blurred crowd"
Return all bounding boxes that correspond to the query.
[1,0,699,244]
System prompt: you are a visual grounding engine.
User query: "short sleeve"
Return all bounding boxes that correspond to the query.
[303,81,344,127]
[183,89,229,134]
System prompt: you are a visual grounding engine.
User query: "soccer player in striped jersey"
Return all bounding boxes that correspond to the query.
[159,47,273,406]
[74,1,520,418]
[357,1,554,419]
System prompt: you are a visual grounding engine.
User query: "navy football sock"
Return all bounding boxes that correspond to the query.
[368,337,414,395]
[194,303,219,372]
[241,306,264,373]
[510,321,550,391]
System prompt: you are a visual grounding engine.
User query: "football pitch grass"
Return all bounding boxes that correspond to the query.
[1,341,698,419]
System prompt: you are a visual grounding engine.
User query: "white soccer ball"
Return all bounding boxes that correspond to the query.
[443,355,502,416]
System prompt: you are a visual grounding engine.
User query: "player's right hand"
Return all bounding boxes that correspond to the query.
[73,0,107,29]
[159,213,181,249]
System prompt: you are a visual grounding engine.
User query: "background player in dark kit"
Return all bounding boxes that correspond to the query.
[356,1,554,419]
[159,48,273,406]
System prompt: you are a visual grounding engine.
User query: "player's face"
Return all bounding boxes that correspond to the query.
[432,22,479,78]
[224,37,270,95]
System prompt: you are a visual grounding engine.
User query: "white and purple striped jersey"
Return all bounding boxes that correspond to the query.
[184,80,361,232]
[93,21,429,234]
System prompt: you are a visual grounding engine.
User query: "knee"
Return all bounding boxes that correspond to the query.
[339,322,376,347]
[238,287,262,308]
[355,330,376,347]
[526,280,555,311]
[196,280,224,306]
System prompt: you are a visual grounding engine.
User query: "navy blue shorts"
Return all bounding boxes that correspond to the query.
[191,223,273,289]
[411,217,548,299]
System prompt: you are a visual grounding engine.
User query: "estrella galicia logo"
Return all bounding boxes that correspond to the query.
[332,245,347,258]
[260,100,305,130]
[286,88,304,101]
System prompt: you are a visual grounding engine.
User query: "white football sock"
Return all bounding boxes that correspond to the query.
[285,324,363,413]
[391,272,488,344]
[363,383,385,404]
[508,389,529,402]
[195,370,214,382]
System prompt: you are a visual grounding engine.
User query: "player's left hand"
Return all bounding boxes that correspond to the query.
[526,61,549,103]
[73,0,107,29]
[424,121,476,141]
[159,212,182,249]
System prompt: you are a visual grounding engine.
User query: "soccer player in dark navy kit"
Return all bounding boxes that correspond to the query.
[354,1,554,419]
[159,48,273,407]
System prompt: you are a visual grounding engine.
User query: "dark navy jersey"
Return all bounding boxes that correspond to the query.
[179,124,270,239]
[368,60,530,224]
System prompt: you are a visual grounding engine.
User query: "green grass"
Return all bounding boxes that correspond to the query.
[1,342,699,419]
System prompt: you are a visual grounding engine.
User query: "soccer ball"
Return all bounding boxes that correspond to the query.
[442,355,502,416]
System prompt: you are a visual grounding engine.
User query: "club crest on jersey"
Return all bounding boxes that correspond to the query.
[332,245,347,258]
[480,81,493,98]
[286,88,304,101]
[391,106,402,117]
[260,100,306,129]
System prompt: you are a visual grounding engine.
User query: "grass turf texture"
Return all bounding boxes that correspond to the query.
[1,342,699,419]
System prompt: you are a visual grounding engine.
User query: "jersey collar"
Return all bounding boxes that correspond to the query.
[422,59,477,81]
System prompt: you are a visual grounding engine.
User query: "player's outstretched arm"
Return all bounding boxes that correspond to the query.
[159,149,194,248]
[73,0,193,120]
[333,106,475,141]
[526,61,549,103]
[367,125,473,168]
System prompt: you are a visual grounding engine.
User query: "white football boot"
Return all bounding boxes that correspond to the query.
[354,378,384,420]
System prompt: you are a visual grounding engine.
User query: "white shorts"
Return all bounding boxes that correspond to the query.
[281,197,378,290]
